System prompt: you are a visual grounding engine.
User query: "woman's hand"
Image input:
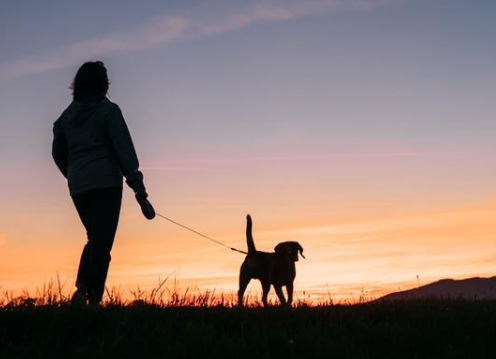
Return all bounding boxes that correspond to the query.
[136,192,155,220]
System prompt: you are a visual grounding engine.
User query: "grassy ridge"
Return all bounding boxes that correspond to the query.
[1,300,496,358]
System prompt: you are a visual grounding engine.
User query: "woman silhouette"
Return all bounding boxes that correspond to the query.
[52,61,154,304]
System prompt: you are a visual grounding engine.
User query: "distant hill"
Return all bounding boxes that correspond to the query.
[379,276,496,301]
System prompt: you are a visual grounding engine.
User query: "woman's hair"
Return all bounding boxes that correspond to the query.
[70,61,109,99]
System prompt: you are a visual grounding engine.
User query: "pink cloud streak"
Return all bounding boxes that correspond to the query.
[141,150,468,170]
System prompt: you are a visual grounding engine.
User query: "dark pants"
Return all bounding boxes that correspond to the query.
[72,187,122,303]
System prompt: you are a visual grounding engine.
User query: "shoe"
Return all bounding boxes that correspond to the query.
[88,290,102,306]
[71,288,88,306]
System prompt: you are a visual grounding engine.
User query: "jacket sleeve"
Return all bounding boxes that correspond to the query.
[52,120,68,178]
[107,104,146,194]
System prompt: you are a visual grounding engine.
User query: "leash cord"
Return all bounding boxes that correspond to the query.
[155,212,247,254]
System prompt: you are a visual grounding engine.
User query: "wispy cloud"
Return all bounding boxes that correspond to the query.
[0,15,190,79]
[0,0,400,79]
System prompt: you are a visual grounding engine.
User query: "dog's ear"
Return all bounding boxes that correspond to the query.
[295,242,305,259]
[288,242,305,261]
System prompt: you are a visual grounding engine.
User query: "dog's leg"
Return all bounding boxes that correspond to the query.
[274,285,287,306]
[238,274,251,307]
[286,283,294,306]
[261,281,271,307]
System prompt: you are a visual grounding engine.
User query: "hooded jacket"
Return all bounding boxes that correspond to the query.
[52,96,144,196]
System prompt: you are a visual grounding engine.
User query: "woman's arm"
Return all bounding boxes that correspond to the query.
[107,104,146,196]
[52,120,68,178]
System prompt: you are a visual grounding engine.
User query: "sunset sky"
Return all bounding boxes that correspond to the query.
[1,0,495,302]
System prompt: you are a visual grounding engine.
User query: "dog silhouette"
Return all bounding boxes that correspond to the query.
[238,214,304,307]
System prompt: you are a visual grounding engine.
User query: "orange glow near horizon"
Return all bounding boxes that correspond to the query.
[1,0,496,307]
[2,174,495,303]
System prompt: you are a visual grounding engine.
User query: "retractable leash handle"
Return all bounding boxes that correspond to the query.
[136,194,156,220]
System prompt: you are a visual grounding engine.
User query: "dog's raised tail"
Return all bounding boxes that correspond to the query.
[246,214,256,254]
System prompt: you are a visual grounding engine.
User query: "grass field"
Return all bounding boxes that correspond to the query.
[1,286,496,359]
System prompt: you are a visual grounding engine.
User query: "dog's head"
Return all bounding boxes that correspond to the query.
[274,241,305,262]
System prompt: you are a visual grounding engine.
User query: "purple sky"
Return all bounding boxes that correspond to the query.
[0,0,495,299]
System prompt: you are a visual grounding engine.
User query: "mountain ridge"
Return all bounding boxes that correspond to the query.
[379,275,496,301]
